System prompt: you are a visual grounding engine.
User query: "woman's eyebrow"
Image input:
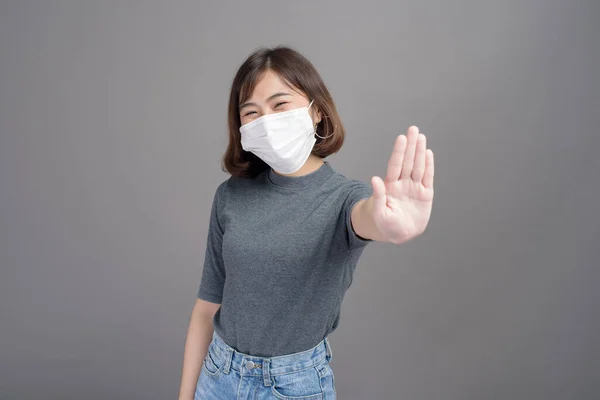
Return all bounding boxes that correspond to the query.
[239,92,292,110]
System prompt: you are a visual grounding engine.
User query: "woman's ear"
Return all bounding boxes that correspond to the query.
[314,108,322,125]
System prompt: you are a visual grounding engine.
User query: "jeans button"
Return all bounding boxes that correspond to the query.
[245,360,255,369]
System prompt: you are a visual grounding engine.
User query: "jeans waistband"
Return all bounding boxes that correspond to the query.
[209,330,333,385]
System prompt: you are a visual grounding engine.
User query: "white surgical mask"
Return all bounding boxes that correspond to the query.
[240,100,318,174]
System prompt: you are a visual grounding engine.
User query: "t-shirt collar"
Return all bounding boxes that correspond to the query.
[266,160,334,190]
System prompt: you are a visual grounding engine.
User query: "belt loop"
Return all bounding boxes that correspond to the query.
[263,359,271,386]
[223,347,233,374]
[324,337,333,362]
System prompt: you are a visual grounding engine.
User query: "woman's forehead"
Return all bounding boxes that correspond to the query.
[240,70,302,103]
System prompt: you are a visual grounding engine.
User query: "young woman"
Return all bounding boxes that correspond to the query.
[179,46,434,400]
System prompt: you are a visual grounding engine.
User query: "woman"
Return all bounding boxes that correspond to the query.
[179,45,434,400]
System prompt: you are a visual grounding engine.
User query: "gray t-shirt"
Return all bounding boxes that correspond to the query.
[197,160,373,357]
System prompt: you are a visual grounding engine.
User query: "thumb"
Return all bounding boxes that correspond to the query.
[370,176,387,211]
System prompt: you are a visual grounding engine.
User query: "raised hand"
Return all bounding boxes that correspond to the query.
[370,126,434,244]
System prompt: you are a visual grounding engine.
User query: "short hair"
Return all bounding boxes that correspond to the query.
[222,45,346,179]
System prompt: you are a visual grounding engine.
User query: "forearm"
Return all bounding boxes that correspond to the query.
[178,310,215,400]
[353,197,390,243]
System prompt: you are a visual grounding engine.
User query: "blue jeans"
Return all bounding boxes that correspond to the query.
[195,330,336,399]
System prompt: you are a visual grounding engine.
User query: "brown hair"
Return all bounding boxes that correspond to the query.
[221,45,346,179]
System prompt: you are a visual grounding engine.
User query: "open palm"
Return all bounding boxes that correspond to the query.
[370,126,435,244]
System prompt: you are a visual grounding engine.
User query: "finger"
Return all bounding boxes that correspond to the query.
[411,133,426,182]
[371,176,387,212]
[400,126,419,180]
[423,149,434,188]
[385,134,406,183]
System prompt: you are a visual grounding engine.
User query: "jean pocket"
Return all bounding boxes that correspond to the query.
[316,359,335,378]
[315,359,336,398]
[270,366,324,400]
[202,344,225,377]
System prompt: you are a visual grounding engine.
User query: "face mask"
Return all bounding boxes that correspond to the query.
[240,100,318,174]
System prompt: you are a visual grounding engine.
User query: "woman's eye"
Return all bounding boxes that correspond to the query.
[242,102,287,117]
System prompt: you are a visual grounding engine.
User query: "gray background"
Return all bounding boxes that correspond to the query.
[1,1,598,399]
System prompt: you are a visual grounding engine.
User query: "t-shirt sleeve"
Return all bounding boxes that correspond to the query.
[340,179,374,250]
[197,181,227,304]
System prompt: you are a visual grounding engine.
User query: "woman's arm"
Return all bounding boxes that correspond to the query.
[178,298,221,400]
